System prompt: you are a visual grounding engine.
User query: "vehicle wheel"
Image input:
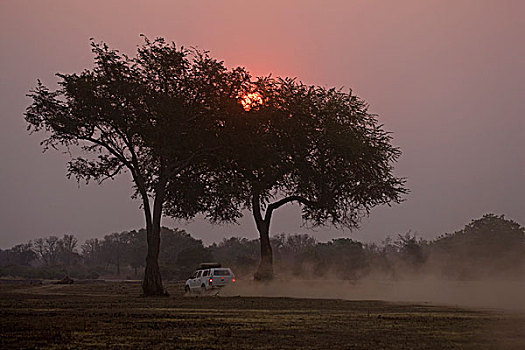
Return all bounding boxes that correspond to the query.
[185,285,191,295]
[201,284,206,295]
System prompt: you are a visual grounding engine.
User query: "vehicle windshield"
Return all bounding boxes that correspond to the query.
[213,269,230,276]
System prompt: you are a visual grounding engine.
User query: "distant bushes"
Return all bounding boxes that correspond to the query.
[424,214,525,279]
[0,228,209,281]
[212,214,525,281]
[1,214,524,281]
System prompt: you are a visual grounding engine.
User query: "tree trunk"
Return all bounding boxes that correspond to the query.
[141,179,167,296]
[254,220,274,281]
[142,222,165,295]
[252,192,274,281]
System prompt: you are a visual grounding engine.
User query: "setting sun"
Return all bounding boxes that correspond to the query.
[240,92,263,111]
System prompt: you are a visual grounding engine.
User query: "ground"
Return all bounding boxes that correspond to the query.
[1,281,524,349]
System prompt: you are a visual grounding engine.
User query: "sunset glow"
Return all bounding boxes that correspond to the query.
[240,92,263,111]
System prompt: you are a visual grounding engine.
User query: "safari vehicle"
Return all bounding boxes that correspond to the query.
[185,263,235,294]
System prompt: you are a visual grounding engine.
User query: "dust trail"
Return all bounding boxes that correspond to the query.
[221,278,525,311]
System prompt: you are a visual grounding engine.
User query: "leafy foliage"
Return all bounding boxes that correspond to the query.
[189,76,407,279]
[24,36,251,294]
[200,77,407,229]
[428,214,525,278]
[25,37,249,214]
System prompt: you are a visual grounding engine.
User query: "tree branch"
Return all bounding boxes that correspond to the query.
[165,146,221,178]
[82,133,151,225]
[82,135,133,171]
[264,195,317,223]
[98,163,126,184]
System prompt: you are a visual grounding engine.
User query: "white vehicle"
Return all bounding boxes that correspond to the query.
[185,263,236,294]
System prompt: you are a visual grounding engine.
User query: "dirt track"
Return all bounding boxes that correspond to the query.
[1,281,524,349]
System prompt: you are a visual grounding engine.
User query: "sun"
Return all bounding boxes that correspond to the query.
[240,92,263,111]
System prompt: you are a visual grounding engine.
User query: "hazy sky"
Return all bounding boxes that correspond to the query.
[1,0,523,248]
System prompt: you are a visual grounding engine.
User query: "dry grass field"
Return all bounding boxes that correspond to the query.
[1,280,524,349]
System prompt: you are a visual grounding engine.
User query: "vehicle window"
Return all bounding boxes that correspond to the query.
[203,270,209,277]
[197,271,203,278]
[212,269,230,276]
[192,271,198,278]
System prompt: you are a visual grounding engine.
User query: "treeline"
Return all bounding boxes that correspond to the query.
[215,214,525,280]
[1,214,524,281]
[0,229,208,280]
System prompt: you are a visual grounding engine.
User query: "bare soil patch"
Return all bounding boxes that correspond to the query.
[1,281,524,349]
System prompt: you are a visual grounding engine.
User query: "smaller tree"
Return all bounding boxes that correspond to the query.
[57,234,79,267]
[33,236,60,266]
[283,234,317,257]
[303,238,368,280]
[393,231,427,269]
[99,232,130,275]
[209,237,260,277]
[0,243,37,267]
[127,230,146,277]
[81,238,101,265]
[195,77,407,280]
[429,214,525,278]
[159,228,211,280]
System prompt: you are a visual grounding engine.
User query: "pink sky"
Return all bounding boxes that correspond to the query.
[1,1,523,247]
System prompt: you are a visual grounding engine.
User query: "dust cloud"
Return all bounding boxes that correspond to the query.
[220,216,525,312]
[221,278,525,311]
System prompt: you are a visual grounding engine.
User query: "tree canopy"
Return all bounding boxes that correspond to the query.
[25,37,250,295]
[429,214,525,278]
[184,77,407,279]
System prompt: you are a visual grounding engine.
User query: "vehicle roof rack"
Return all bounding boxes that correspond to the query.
[197,262,221,270]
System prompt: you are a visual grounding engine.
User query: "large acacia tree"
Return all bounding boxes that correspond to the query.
[199,77,407,280]
[25,37,249,295]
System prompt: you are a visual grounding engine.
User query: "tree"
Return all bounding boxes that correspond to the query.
[201,77,407,280]
[33,236,60,266]
[430,214,525,278]
[159,227,210,280]
[209,237,260,277]
[25,37,249,295]
[99,232,130,275]
[393,231,427,269]
[81,238,101,265]
[127,230,146,277]
[308,238,369,279]
[0,243,37,267]
[282,234,317,258]
[57,234,79,267]
[271,233,317,276]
